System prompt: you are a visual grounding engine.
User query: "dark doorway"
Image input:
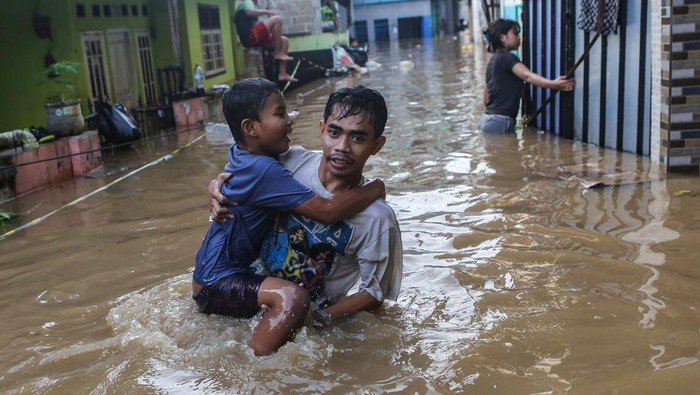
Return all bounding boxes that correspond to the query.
[374,19,390,41]
[353,20,368,43]
[398,16,423,39]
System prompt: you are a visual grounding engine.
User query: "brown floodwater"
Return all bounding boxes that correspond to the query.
[2,36,700,394]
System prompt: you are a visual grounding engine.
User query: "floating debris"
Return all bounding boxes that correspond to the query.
[399,60,414,72]
[533,161,661,189]
[673,189,696,197]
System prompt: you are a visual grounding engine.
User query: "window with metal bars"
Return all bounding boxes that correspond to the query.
[137,32,157,104]
[198,5,225,76]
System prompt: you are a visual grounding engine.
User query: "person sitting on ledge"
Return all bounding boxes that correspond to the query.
[235,0,298,82]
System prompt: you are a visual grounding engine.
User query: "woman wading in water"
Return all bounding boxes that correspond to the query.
[478,19,575,134]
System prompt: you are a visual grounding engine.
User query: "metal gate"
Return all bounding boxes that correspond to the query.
[523,0,652,156]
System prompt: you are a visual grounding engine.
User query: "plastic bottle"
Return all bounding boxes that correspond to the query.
[194,65,205,95]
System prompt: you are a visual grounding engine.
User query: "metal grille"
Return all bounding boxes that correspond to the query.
[137,33,157,104]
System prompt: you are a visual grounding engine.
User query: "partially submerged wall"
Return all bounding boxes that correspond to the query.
[660,0,700,172]
[0,131,102,199]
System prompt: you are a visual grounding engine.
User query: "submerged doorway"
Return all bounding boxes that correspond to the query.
[398,16,423,39]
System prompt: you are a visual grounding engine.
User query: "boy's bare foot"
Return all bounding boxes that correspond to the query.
[275,54,294,61]
[278,74,298,82]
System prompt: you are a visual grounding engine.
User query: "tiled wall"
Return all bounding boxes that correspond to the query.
[651,0,662,163]
[660,0,700,172]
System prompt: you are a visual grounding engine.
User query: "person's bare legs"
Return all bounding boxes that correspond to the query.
[281,35,290,58]
[262,16,293,61]
[277,37,297,82]
[249,277,309,356]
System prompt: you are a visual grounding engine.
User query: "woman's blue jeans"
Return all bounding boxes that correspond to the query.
[478,113,516,134]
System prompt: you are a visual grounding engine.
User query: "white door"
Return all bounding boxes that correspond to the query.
[107,31,136,109]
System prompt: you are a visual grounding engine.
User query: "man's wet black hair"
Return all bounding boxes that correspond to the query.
[323,85,388,138]
[485,19,521,53]
[222,78,281,142]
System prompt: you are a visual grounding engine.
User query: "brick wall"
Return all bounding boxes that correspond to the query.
[660,0,700,172]
[257,0,321,35]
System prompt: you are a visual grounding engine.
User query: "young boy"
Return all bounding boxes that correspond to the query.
[193,78,385,356]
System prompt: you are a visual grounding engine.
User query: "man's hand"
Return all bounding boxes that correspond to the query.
[314,291,383,326]
[312,308,333,327]
[209,173,235,222]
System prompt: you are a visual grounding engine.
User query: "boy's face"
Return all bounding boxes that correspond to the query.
[319,108,385,181]
[253,92,293,155]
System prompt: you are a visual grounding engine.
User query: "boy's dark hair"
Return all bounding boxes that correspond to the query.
[222,78,281,142]
[485,19,520,53]
[323,85,388,138]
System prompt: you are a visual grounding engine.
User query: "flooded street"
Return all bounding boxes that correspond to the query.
[3,35,700,394]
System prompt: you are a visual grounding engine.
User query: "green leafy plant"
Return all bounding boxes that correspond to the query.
[0,210,20,224]
[40,61,82,104]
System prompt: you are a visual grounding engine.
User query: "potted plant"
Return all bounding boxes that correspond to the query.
[41,61,85,137]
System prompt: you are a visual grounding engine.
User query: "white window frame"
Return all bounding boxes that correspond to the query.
[135,29,157,105]
[198,5,225,77]
[201,29,225,76]
[81,31,112,105]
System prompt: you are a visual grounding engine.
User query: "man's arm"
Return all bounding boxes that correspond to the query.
[314,290,382,324]
[315,218,403,325]
[209,173,234,221]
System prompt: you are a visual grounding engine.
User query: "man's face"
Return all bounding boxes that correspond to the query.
[318,109,385,182]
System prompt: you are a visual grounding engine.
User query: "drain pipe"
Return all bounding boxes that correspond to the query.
[167,0,183,67]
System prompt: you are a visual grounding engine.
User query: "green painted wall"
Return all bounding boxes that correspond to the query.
[69,0,154,108]
[180,0,237,88]
[0,0,156,131]
[0,0,333,132]
[150,0,178,76]
[229,0,247,80]
[0,1,74,131]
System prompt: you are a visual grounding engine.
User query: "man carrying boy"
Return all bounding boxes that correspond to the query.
[234,0,297,82]
[209,85,403,328]
[193,79,385,356]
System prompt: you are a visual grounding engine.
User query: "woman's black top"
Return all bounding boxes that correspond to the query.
[484,52,524,118]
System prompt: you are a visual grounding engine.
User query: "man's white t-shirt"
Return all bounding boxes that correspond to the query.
[279,146,403,302]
